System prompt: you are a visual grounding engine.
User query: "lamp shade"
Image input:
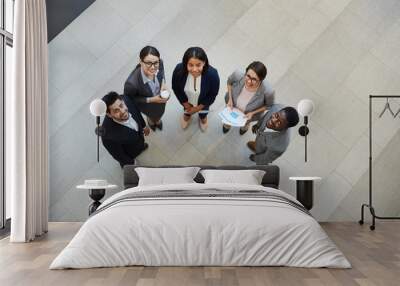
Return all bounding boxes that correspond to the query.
[297,99,315,117]
[90,99,107,116]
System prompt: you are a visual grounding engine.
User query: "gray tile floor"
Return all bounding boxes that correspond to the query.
[49,0,400,221]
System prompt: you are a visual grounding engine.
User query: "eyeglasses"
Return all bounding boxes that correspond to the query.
[245,73,260,84]
[142,61,160,68]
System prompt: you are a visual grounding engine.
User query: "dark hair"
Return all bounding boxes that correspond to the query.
[102,91,122,113]
[137,46,160,68]
[281,106,299,128]
[182,47,209,74]
[139,45,160,61]
[246,61,267,81]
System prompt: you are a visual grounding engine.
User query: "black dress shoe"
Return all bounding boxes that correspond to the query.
[239,126,249,135]
[222,125,230,134]
[156,121,163,131]
[249,154,255,162]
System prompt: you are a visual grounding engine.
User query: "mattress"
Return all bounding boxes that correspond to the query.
[50,183,351,269]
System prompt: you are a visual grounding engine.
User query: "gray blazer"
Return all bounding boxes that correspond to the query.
[124,60,166,119]
[225,70,275,121]
[254,104,290,165]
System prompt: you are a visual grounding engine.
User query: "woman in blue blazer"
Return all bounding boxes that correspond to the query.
[172,47,220,132]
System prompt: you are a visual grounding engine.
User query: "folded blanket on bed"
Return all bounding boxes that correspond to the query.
[91,188,311,217]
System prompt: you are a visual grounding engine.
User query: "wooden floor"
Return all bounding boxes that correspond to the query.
[0,222,399,286]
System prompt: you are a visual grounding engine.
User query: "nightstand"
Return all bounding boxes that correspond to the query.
[289,177,321,210]
[77,180,117,215]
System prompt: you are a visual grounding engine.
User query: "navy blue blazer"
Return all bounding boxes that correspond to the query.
[171,63,220,107]
[101,95,146,167]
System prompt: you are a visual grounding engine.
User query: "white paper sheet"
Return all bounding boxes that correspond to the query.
[218,107,247,127]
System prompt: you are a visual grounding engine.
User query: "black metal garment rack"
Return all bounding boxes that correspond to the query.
[359,95,400,230]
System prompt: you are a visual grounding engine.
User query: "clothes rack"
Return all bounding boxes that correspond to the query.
[359,95,400,230]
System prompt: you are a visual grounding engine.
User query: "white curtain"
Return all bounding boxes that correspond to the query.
[9,0,49,242]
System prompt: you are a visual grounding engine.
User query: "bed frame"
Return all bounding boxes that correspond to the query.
[123,165,280,189]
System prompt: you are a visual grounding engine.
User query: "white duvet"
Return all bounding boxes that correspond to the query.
[50,183,351,269]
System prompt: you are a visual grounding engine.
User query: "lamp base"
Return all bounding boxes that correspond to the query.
[298,125,309,136]
[95,126,106,136]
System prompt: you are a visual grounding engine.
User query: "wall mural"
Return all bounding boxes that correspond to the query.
[48,0,400,222]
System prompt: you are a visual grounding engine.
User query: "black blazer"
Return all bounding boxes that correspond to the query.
[171,63,220,108]
[124,60,166,118]
[101,95,146,167]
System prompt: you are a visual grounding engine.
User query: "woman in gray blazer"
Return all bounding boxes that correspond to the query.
[124,46,169,131]
[224,61,275,135]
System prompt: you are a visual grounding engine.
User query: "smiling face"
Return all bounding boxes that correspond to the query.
[266,110,288,131]
[244,68,261,91]
[140,54,160,78]
[107,99,129,122]
[187,57,205,78]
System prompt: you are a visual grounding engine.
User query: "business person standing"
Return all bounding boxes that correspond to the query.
[247,104,299,165]
[224,61,275,135]
[124,46,168,131]
[172,47,220,132]
[101,92,150,167]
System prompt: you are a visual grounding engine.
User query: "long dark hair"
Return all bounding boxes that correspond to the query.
[181,47,209,75]
[137,46,160,68]
[246,61,267,81]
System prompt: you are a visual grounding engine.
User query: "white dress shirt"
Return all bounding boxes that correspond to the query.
[114,114,139,131]
[184,74,201,105]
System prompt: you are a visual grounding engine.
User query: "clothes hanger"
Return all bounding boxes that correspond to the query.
[394,106,400,118]
[379,98,395,118]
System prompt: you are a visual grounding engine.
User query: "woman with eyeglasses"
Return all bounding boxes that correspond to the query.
[124,46,169,131]
[172,47,220,132]
[223,61,275,135]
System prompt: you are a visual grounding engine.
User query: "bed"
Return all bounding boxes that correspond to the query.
[50,165,350,269]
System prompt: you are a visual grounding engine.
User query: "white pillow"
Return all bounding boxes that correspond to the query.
[200,169,266,185]
[135,167,201,186]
